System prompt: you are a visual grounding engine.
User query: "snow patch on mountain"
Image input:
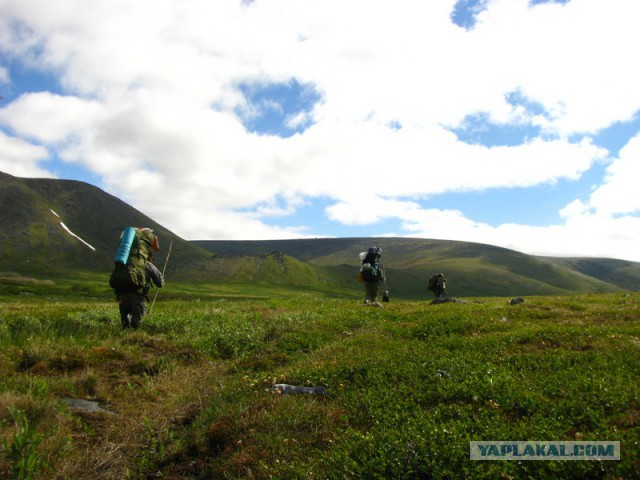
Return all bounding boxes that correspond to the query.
[50,209,96,251]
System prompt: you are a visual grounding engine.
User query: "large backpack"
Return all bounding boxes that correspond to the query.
[361,247,381,283]
[361,262,379,282]
[109,228,158,293]
[428,274,444,292]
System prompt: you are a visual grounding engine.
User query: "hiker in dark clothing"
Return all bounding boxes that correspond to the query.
[360,246,384,307]
[427,273,447,299]
[110,227,164,329]
[118,260,164,329]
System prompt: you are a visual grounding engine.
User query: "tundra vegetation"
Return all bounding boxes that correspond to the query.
[0,275,638,479]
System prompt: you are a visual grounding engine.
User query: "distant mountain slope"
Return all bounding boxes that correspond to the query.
[0,171,103,272]
[179,251,352,294]
[540,257,640,292]
[194,238,640,297]
[0,171,209,274]
[2,171,639,298]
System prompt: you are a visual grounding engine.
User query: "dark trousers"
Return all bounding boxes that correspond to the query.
[364,281,380,303]
[118,292,146,329]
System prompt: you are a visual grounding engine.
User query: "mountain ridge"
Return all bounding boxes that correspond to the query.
[2,170,639,298]
[0,170,212,275]
[193,238,638,297]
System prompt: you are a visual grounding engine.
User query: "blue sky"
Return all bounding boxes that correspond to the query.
[1,0,640,262]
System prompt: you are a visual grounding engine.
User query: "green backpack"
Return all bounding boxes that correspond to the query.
[362,262,378,282]
[109,228,156,293]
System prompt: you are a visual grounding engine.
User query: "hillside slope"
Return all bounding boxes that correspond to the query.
[0,171,210,275]
[540,256,640,292]
[195,238,640,297]
[0,171,105,272]
[174,251,353,294]
[2,171,639,298]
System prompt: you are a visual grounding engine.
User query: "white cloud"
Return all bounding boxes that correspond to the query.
[0,130,52,178]
[0,0,639,259]
[372,198,640,263]
[0,92,103,143]
[586,133,640,215]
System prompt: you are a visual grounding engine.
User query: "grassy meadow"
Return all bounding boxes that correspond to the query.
[0,277,638,479]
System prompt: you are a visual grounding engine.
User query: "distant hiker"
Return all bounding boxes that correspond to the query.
[427,273,447,299]
[359,246,385,307]
[109,227,165,329]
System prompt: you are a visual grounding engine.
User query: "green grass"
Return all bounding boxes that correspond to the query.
[0,290,638,479]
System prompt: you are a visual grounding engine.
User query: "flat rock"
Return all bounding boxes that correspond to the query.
[60,397,115,415]
[270,384,328,396]
[430,297,466,305]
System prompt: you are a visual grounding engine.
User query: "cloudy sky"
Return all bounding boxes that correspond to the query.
[1,0,640,262]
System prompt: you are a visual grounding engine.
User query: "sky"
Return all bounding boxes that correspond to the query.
[1,0,640,262]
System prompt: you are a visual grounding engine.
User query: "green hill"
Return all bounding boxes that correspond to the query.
[0,171,106,272]
[174,251,353,295]
[194,238,638,298]
[2,170,640,298]
[0,171,211,275]
[540,256,640,292]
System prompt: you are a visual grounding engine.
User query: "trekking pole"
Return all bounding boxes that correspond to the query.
[381,263,390,302]
[149,241,172,315]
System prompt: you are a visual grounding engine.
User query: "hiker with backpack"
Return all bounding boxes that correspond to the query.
[109,227,165,329]
[427,273,447,299]
[359,246,385,307]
